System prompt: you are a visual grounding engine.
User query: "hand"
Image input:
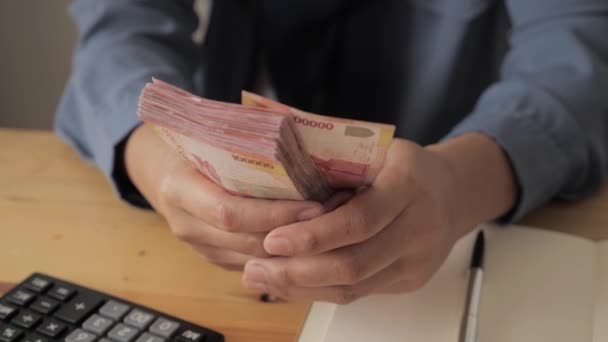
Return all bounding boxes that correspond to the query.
[124,124,325,271]
[241,134,517,302]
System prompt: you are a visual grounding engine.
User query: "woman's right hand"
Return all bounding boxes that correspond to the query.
[123,124,325,271]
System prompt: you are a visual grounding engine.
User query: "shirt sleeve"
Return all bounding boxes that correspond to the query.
[444,0,608,222]
[54,0,200,208]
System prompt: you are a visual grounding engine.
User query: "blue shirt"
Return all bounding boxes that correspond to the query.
[55,0,608,221]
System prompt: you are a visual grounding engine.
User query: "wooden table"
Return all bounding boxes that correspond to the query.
[1,129,607,342]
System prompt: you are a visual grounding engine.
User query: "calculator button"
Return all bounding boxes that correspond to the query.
[0,304,17,320]
[25,278,52,293]
[65,329,97,342]
[82,314,113,335]
[0,324,23,342]
[23,333,48,342]
[47,286,75,302]
[54,293,104,324]
[30,297,59,315]
[11,310,41,329]
[107,323,140,342]
[99,301,130,321]
[36,319,67,337]
[123,309,154,329]
[149,318,179,338]
[175,329,205,342]
[7,290,36,306]
[99,338,114,342]
[135,332,164,342]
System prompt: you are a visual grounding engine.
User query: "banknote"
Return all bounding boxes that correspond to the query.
[140,79,332,201]
[138,79,395,201]
[242,91,395,188]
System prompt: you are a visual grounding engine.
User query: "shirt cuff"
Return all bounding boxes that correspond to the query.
[442,81,578,223]
[55,87,151,209]
[112,126,152,209]
[56,75,193,209]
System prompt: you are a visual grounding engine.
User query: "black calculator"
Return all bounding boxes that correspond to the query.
[0,274,223,342]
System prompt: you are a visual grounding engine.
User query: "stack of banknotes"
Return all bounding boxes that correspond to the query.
[138,79,396,202]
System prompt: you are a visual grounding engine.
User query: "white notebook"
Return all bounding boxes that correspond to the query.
[298,224,608,342]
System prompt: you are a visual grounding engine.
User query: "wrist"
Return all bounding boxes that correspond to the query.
[124,123,177,212]
[426,133,518,237]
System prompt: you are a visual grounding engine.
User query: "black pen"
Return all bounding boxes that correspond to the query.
[459,231,485,342]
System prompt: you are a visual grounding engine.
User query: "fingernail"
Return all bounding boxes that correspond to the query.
[298,206,323,221]
[244,263,268,285]
[266,236,292,255]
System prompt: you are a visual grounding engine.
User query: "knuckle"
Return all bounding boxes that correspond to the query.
[193,246,217,262]
[266,206,286,228]
[407,273,432,291]
[411,229,443,254]
[215,198,238,231]
[194,246,237,269]
[343,204,370,239]
[275,264,295,287]
[392,259,410,276]
[334,254,364,285]
[333,286,360,305]
[170,223,195,243]
[300,230,320,253]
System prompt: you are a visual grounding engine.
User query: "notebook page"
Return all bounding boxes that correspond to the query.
[321,230,477,342]
[479,226,595,342]
[297,302,336,342]
[592,241,608,342]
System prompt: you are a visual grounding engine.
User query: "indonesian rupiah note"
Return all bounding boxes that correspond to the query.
[242,91,396,188]
[137,79,396,201]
